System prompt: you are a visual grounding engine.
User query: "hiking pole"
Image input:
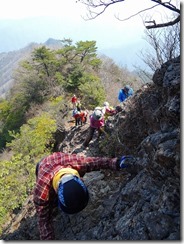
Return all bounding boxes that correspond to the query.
[100,127,109,137]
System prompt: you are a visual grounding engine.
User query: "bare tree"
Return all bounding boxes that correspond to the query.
[138,20,180,72]
[132,16,180,83]
[77,0,180,29]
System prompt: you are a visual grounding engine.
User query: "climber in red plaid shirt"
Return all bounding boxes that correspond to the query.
[34,151,131,240]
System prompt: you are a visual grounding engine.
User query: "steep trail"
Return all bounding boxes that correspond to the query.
[1,56,180,240]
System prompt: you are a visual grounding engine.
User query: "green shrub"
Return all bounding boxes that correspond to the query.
[0,113,57,233]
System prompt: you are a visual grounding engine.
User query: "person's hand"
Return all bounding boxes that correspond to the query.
[112,110,117,115]
[119,155,134,168]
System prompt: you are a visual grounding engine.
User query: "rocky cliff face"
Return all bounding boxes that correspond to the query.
[1,56,180,240]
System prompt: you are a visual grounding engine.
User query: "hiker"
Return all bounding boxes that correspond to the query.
[72,108,88,126]
[76,100,82,112]
[34,151,132,240]
[71,94,77,109]
[72,108,81,126]
[102,101,117,121]
[79,110,88,124]
[83,108,105,147]
[118,85,134,103]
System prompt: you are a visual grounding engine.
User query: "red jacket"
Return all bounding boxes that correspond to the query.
[71,96,77,103]
[80,111,88,122]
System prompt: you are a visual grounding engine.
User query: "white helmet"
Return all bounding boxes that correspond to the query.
[103,101,109,107]
[94,106,102,110]
[93,109,103,120]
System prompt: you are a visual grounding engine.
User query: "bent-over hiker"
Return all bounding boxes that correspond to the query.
[33,152,133,240]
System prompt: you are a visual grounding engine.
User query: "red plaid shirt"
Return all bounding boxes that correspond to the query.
[33,152,118,240]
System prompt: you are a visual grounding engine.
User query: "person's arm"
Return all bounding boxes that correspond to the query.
[106,107,116,115]
[120,90,127,102]
[128,88,134,96]
[65,153,119,176]
[118,90,122,102]
[33,169,55,240]
[34,198,55,240]
[97,118,105,128]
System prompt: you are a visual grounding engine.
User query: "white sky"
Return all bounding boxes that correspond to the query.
[0,0,180,69]
[0,0,179,19]
[0,0,179,23]
[0,0,84,19]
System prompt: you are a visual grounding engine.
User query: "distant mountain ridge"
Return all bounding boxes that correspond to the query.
[0,16,149,73]
[0,38,63,98]
[0,37,148,98]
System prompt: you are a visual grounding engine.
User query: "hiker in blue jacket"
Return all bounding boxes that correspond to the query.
[118,85,134,103]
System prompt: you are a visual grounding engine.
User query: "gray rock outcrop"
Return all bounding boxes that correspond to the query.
[1,56,180,240]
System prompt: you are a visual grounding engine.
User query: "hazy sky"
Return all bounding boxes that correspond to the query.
[0,0,180,69]
[0,0,149,48]
[0,0,180,20]
[0,0,161,19]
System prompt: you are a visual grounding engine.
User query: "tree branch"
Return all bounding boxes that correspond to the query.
[115,4,160,21]
[78,0,125,20]
[151,0,180,14]
[145,15,180,29]
[78,0,180,28]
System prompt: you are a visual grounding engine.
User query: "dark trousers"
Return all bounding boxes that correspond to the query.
[83,127,102,147]
[75,117,82,126]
